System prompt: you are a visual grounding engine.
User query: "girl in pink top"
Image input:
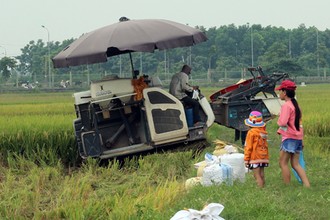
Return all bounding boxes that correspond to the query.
[276,80,310,187]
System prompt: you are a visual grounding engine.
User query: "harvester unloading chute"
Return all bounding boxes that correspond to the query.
[210,66,288,144]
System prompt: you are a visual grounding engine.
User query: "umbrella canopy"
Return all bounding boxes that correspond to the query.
[52,17,208,69]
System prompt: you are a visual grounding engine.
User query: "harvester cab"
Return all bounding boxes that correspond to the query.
[73,74,215,159]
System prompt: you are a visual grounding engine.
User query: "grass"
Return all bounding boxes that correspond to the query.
[0,85,329,219]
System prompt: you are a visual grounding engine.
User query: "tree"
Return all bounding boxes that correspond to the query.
[259,42,303,74]
[16,40,46,79]
[260,42,289,64]
[0,56,17,81]
[266,59,303,75]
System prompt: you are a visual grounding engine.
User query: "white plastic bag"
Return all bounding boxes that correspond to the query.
[192,89,200,100]
[201,163,223,186]
[224,145,238,153]
[220,163,233,186]
[201,153,223,186]
[220,153,245,182]
[185,177,202,189]
[205,152,219,165]
[170,203,225,220]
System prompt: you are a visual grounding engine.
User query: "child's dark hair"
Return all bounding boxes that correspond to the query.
[283,89,301,131]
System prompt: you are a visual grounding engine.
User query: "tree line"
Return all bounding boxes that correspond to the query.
[1,23,329,85]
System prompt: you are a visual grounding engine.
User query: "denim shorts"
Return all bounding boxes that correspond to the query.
[280,139,303,153]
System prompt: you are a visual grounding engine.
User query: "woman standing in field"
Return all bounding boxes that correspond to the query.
[275,80,310,187]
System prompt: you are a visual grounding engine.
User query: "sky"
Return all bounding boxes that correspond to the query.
[1,0,330,58]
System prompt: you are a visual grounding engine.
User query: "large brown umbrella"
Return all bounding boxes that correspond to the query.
[52,17,207,70]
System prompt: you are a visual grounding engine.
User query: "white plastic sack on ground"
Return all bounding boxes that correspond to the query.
[213,148,228,157]
[213,145,238,156]
[205,152,219,165]
[170,203,225,220]
[201,163,223,186]
[194,161,206,169]
[224,145,238,153]
[185,177,202,190]
[220,163,233,186]
[201,153,223,186]
[220,153,245,182]
[197,161,208,177]
[195,153,218,177]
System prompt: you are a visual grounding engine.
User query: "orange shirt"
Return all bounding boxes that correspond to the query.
[244,127,269,164]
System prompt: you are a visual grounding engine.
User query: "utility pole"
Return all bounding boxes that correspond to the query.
[247,23,254,67]
[164,50,167,80]
[288,33,292,58]
[42,25,51,88]
[251,25,254,67]
[316,29,320,77]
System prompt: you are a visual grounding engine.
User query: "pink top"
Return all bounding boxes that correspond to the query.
[277,100,303,141]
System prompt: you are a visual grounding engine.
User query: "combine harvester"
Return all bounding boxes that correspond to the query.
[71,66,288,159]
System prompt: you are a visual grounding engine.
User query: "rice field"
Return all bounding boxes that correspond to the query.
[0,84,329,219]
[0,92,78,166]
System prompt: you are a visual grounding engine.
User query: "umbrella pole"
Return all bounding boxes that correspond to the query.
[129,52,135,78]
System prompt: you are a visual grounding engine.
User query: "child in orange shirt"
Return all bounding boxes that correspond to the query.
[244,111,269,187]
